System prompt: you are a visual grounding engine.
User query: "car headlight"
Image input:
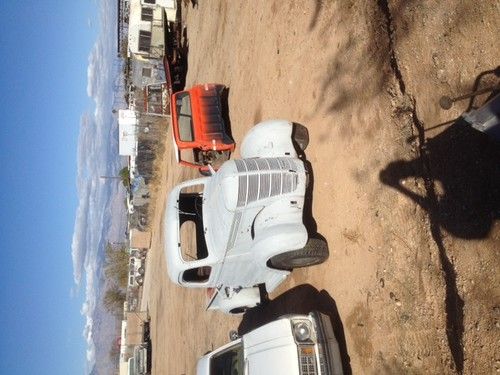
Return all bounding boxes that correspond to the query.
[293,321,312,342]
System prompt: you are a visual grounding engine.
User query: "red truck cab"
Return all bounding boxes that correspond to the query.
[170,83,235,173]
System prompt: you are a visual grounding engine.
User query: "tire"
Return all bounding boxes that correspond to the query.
[229,307,247,315]
[138,267,145,276]
[270,238,329,270]
[292,123,309,151]
[136,276,144,286]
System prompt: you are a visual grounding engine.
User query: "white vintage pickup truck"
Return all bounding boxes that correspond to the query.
[164,120,328,313]
[197,312,344,375]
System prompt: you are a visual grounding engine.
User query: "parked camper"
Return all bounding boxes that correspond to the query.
[197,312,343,375]
[164,120,328,313]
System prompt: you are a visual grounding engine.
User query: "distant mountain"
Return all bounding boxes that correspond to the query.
[71,1,131,373]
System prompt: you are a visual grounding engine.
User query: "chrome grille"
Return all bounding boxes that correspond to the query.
[245,158,259,171]
[298,345,317,375]
[283,173,294,193]
[256,158,270,169]
[237,175,247,207]
[270,172,282,196]
[317,344,327,374]
[233,158,299,207]
[268,158,280,170]
[247,174,259,202]
[234,159,246,172]
[279,157,293,169]
[258,173,270,200]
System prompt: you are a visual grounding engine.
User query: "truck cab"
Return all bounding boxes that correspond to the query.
[164,120,328,313]
[197,312,343,375]
[170,84,235,173]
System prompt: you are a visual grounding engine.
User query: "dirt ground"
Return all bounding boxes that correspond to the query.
[140,1,499,374]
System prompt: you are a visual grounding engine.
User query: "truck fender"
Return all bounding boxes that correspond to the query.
[252,223,309,266]
[240,120,298,159]
[207,286,261,314]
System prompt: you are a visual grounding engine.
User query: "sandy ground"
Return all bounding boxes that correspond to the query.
[141,1,499,374]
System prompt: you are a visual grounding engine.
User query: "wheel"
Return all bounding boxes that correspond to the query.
[229,307,247,315]
[292,123,309,151]
[270,238,329,270]
[136,276,144,286]
[138,267,145,276]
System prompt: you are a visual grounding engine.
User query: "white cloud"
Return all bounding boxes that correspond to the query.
[71,0,127,373]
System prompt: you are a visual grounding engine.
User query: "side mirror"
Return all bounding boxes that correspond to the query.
[229,330,240,341]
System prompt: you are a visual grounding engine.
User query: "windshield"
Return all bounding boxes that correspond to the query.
[210,342,244,375]
[176,185,214,285]
[175,92,194,142]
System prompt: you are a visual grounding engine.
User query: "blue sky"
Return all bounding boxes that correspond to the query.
[0,1,105,374]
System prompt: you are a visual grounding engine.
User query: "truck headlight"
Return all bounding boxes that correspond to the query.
[293,321,312,342]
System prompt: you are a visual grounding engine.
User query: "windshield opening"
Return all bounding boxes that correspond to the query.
[175,92,194,141]
[178,185,208,261]
[210,342,244,375]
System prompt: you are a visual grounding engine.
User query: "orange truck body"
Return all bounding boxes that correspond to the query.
[170,83,235,171]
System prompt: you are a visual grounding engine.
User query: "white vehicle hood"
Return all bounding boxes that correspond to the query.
[196,355,211,375]
[243,319,299,375]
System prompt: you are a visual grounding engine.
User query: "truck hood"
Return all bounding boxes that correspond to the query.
[243,319,299,375]
[196,355,211,375]
[192,84,228,142]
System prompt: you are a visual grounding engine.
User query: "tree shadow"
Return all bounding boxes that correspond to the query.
[311,0,485,132]
[464,66,500,112]
[379,86,500,373]
[380,109,500,239]
[239,284,352,375]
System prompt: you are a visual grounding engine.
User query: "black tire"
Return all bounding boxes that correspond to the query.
[229,307,247,315]
[138,267,145,276]
[136,276,144,286]
[270,238,329,270]
[292,123,309,151]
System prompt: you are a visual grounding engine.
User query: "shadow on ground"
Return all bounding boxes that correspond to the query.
[379,72,500,373]
[380,110,500,240]
[239,284,352,375]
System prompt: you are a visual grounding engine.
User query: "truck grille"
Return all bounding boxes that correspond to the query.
[317,343,327,374]
[298,345,318,375]
[234,158,299,207]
